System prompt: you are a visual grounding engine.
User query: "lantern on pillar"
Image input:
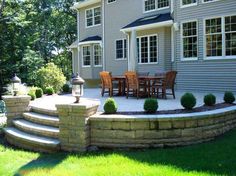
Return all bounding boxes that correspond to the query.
[11,74,21,96]
[71,73,85,103]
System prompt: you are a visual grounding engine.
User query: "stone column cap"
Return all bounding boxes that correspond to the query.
[2,95,31,101]
[56,98,100,110]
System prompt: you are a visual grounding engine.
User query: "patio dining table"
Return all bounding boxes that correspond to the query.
[112,75,165,97]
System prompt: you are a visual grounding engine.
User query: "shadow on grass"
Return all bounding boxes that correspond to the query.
[8,129,236,176]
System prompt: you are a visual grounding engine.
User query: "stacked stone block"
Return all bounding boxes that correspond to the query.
[2,96,31,126]
[56,101,99,152]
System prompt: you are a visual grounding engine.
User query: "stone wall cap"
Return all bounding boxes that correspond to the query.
[56,98,100,109]
[2,95,31,100]
[90,106,236,121]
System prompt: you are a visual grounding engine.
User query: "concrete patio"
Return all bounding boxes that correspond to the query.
[30,89,224,112]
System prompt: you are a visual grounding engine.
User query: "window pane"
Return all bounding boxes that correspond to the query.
[94,45,102,66]
[149,36,157,62]
[94,7,101,25]
[182,21,198,58]
[157,0,169,8]
[86,9,93,27]
[83,46,91,66]
[145,0,156,11]
[182,0,196,5]
[124,39,127,58]
[141,37,148,63]
[116,40,123,59]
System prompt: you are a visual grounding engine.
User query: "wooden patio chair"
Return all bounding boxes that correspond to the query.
[152,71,177,99]
[99,71,118,97]
[124,71,146,99]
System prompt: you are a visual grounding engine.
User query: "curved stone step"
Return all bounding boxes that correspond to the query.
[13,119,59,139]
[23,112,59,127]
[4,127,60,153]
[30,106,58,116]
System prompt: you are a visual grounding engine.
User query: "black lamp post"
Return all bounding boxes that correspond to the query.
[11,74,21,96]
[71,73,85,103]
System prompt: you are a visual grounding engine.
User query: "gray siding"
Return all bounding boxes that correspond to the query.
[174,0,236,92]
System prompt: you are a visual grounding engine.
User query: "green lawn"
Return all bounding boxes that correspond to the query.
[0,129,236,176]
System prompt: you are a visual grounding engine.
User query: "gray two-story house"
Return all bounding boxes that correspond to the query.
[70,0,236,92]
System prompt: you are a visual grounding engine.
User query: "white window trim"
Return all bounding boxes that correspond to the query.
[202,0,220,4]
[93,44,103,67]
[143,0,169,13]
[203,14,236,60]
[180,19,198,61]
[137,34,159,64]
[82,45,91,67]
[115,38,127,60]
[180,0,197,9]
[85,6,101,28]
[107,0,116,4]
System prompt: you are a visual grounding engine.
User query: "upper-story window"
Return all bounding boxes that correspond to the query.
[86,7,101,27]
[181,21,198,60]
[144,0,169,12]
[205,15,236,59]
[107,0,116,4]
[181,0,197,7]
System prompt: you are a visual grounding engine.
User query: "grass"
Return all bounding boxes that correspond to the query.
[0,129,236,176]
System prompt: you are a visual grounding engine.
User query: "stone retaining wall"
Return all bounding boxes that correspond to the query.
[89,107,236,148]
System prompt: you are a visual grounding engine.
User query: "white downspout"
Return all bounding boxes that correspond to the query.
[77,10,80,74]
[102,0,105,71]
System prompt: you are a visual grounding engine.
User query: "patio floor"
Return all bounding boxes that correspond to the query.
[30,89,224,112]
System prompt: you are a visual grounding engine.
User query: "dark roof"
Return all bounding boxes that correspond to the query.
[122,13,172,29]
[80,36,102,43]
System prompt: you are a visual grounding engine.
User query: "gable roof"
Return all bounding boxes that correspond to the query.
[121,13,173,32]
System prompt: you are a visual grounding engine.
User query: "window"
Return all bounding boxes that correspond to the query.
[94,45,102,66]
[203,0,219,2]
[182,21,198,60]
[137,35,158,63]
[144,0,169,12]
[82,46,91,66]
[181,0,197,7]
[205,15,236,59]
[108,0,116,3]
[116,39,127,59]
[225,16,236,56]
[205,18,222,57]
[86,7,101,27]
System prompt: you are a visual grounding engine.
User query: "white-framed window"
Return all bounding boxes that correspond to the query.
[94,44,102,66]
[181,20,198,60]
[202,0,220,3]
[116,39,127,60]
[85,7,101,27]
[107,0,116,4]
[204,15,236,59]
[181,0,197,8]
[144,0,169,12]
[137,35,158,64]
[82,46,91,67]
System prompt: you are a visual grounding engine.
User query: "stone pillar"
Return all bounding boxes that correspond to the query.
[2,95,31,126]
[56,99,100,152]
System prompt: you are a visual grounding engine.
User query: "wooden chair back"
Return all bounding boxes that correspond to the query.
[99,71,112,89]
[124,71,139,90]
[164,71,177,88]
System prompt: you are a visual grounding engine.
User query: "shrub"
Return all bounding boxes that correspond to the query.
[144,98,158,114]
[28,91,36,100]
[35,63,66,93]
[62,84,70,93]
[45,87,54,95]
[224,91,235,104]
[35,88,43,98]
[204,94,216,106]
[181,93,196,110]
[103,98,117,114]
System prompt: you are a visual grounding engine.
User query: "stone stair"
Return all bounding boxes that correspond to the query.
[4,106,60,153]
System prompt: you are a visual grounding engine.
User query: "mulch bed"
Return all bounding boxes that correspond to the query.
[115,103,236,115]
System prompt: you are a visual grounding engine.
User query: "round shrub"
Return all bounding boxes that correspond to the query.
[35,63,66,93]
[204,94,216,106]
[224,91,235,104]
[144,98,158,114]
[181,93,196,110]
[45,87,54,95]
[35,88,43,98]
[28,91,36,100]
[103,98,117,114]
[62,84,70,93]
